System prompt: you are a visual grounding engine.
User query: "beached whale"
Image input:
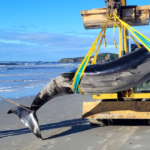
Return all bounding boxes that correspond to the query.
[7,47,150,139]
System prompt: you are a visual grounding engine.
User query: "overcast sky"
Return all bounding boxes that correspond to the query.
[0,0,150,61]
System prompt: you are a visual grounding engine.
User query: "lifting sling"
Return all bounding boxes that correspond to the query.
[72,13,150,94]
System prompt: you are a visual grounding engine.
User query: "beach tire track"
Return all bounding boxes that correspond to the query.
[17,127,68,150]
[17,120,86,150]
[99,126,138,150]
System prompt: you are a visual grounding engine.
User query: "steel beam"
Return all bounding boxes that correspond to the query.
[122,0,129,54]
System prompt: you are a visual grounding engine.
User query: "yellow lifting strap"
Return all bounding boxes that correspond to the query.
[91,36,104,65]
[91,24,108,65]
[113,13,150,51]
[125,34,141,49]
[113,23,117,49]
[113,13,141,49]
[112,15,119,49]
[72,14,112,94]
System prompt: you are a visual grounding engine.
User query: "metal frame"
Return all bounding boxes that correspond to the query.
[93,94,150,100]
[82,0,150,120]
[122,0,129,54]
[93,0,150,100]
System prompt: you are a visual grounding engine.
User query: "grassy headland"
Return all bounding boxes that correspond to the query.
[58,53,118,63]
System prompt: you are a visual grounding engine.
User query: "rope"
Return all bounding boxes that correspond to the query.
[0,96,32,112]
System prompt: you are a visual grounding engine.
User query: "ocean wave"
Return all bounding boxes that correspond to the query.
[0,64,78,73]
[24,86,35,89]
[0,72,61,76]
[24,83,46,89]
[5,66,77,70]
[0,79,40,83]
[0,79,50,93]
[0,62,79,66]
[0,61,79,64]
[0,65,7,67]
[0,89,20,92]
[0,62,18,65]
[0,62,79,98]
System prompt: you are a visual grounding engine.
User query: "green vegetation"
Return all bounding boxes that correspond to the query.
[58,53,118,63]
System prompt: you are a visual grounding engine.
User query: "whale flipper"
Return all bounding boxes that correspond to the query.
[8,106,42,139]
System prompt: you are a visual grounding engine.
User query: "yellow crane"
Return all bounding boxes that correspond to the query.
[80,0,150,124]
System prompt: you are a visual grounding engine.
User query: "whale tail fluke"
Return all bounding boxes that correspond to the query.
[8,106,42,139]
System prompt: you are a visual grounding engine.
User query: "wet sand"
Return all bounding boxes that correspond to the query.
[0,94,150,150]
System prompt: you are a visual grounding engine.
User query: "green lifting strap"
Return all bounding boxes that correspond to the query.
[73,57,88,94]
[133,31,150,50]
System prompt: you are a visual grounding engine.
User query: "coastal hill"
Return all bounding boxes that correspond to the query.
[58,53,118,63]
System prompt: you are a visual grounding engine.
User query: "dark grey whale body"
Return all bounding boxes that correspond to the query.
[8,47,150,139]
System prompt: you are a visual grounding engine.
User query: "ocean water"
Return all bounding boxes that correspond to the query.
[0,62,79,99]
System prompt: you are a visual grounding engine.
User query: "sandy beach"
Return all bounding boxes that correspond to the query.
[1,94,150,150]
